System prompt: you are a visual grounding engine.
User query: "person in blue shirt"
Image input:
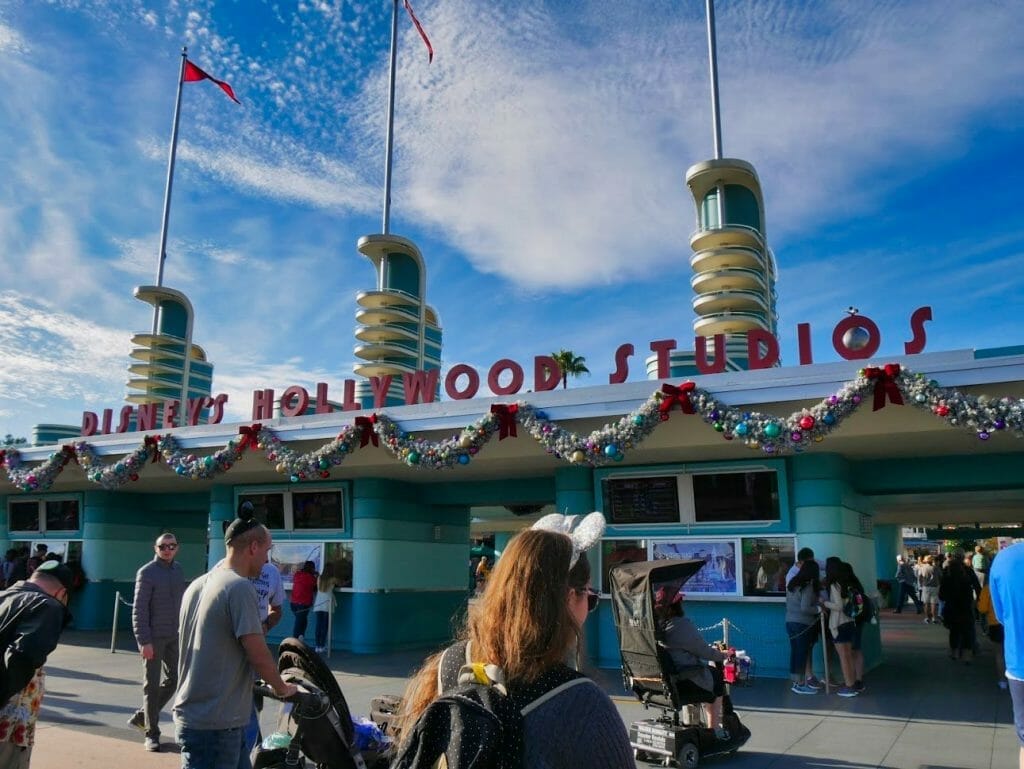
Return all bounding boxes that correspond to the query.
[988,542,1024,769]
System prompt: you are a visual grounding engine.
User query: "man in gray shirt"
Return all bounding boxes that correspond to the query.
[173,513,296,769]
[129,532,186,752]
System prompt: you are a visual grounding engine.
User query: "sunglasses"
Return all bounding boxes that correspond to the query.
[158,543,178,551]
[577,587,600,613]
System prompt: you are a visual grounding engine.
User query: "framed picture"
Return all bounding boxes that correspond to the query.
[652,540,738,596]
[271,542,323,586]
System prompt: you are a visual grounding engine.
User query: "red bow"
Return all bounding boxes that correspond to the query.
[356,415,379,448]
[490,404,519,440]
[144,434,162,463]
[238,423,263,451]
[659,382,697,420]
[0,450,6,467]
[61,445,78,465]
[863,364,904,411]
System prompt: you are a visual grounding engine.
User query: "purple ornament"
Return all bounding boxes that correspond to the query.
[978,431,991,441]
[763,444,776,454]
[995,419,1006,430]
[852,395,861,404]
[790,431,803,442]
[829,395,839,405]
[710,409,721,420]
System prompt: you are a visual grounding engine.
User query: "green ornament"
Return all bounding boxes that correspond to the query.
[408,451,420,465]
[764,423,781,438]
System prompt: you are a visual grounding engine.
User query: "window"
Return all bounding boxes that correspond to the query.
[600,539,647,593]
[599,468,782,526]
[741,537,795,597]
[690,471,779,523]
[237,488,345,531]
[652,540,738,595]
[324,542,355,589]
[8,498,80,533]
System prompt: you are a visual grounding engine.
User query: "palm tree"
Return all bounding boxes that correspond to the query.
[550,349,590,389]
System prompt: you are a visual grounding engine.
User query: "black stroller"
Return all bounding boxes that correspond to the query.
[253,638,391,769]
[609,559,751,768]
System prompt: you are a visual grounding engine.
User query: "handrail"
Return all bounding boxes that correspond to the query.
[691,267,768,290]
[690,245,766,269]
[356,287,421,304]
[690,222,765,245]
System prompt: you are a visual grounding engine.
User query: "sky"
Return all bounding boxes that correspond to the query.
[1,0,1023,441]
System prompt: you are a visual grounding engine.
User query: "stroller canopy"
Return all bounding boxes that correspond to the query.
[609,559,706,680]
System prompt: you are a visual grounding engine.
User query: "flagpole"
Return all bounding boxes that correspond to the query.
[381,0,400,238]
[705,0,723,160]
[153,47,188,333]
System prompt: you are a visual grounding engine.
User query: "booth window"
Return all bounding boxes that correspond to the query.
[323,542,355,589]
[689,471,779,523]
[238,489,344,531]
[8,498,80,533]
[600,539,647,593]
[741,537,795,597]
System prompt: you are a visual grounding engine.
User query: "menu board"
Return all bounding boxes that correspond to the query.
[602,476,680,524]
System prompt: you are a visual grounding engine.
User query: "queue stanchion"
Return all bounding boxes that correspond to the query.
[326,591,334,660]
[110,591,121,653]
[819,611,831,694]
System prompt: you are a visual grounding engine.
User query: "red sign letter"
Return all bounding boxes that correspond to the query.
[488,359,524,396]
[609,344,633,385]
[403,369,440,405]
[747,329,780,369]
[904,306,932,355]
[534,356,561,392]
[280,386,309,418]
[252,389,275,420]
[695,335,727,374]
[445,364,480,400]
[649,340,677,379]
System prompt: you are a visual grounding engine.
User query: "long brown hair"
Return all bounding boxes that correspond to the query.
[395,528,590,739]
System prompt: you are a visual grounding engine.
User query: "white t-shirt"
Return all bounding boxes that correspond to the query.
[249,562,285,620]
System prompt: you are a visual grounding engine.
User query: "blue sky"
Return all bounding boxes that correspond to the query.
[1,0,1022,440]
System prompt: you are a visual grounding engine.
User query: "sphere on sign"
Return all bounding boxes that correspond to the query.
[842,326,871,351]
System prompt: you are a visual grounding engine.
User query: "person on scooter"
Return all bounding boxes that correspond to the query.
[655,586,730,742]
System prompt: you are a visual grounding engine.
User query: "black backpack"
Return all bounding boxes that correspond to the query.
[389,641,586,769]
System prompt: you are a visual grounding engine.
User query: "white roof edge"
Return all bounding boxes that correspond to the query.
[19,348,1024,459]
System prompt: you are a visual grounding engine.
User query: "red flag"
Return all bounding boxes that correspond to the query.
[403,0,433,63]
[183,60,241,104]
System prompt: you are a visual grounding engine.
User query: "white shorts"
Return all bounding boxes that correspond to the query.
[920,586,938,604]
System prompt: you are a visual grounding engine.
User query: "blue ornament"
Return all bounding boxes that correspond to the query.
[534,411,547,421]
[604,444,618,457]
[735,422,749,436]
[458,454,470,465]
[822,413,836,426]
[633,414,644,426]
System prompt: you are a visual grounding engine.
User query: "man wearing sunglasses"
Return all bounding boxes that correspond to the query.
[0,559,74,768]
[129,533,186,752]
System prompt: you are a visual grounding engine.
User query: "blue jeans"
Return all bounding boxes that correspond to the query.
[315,610,329,648]
[176,724,250,769]
[786,621,816,678]
[291,602,311,639]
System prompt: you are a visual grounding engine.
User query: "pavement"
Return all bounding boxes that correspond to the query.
[27,612,1018,769]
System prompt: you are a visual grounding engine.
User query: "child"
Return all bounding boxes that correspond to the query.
[312,564,338,653]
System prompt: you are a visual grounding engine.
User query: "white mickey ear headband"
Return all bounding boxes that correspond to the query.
[531,512,606,568]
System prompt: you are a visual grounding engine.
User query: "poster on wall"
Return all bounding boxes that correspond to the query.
[652,540,738,595]
[271,542,323,586]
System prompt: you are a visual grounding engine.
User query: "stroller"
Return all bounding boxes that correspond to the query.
[253,638,391,769]
[609,559,751,768]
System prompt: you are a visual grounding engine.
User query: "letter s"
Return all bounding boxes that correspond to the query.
[904,306,932,355]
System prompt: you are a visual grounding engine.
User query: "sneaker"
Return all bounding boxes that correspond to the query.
[837,686,860,698]
[144,737,160,752]
[853,680,865,693]
[923,617,931,624]
[127,712,146,733]
[791,683,818,695]
[803,676,825,690]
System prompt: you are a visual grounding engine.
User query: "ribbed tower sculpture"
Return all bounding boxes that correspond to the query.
[354,2,443,408]
[353,235,442,408]
[126,286,214,413]
[647,0,779,378]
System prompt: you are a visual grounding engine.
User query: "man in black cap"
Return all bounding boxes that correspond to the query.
[173,507,297,769]
[0,559,74,767]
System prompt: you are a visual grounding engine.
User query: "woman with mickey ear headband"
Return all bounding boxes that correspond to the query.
[394,512,633,768]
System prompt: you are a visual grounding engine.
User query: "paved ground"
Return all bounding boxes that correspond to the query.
[27,612,1018,768]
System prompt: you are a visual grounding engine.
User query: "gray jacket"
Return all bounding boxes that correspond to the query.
[132,558,186,645]
[785,583,820,625]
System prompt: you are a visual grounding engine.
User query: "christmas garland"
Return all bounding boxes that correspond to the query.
[1,364,1021,493]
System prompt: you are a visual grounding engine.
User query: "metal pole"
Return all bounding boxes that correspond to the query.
[819,611,831,694]
[110,591,121,653]
[326,592,333,660]
[722,616,730,647]
[705,0,724,159]
[153,47,189,333]
[382,0,400,235]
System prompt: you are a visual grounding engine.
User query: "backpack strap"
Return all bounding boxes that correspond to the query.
[437,640,471,695]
